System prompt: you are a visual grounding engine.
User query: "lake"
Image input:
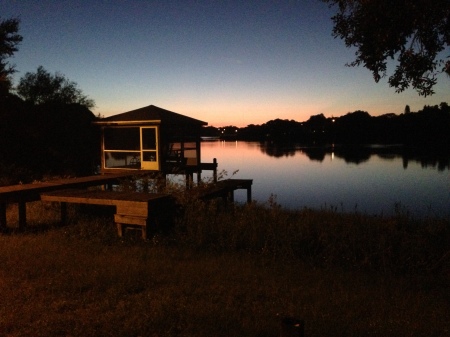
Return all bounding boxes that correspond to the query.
[200,141,450,218]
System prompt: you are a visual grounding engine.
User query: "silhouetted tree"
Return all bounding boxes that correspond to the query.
[201,126,220,138]
[262,119,301,141]
[440,102,450,114]
[17,66,95,108]
[28,103,99,175]
[0,100,99,183]
[404,105,411,114]
[323,0,450,96]
[306,114,327,131]
[0,17,22,98]
[335,111,372,140]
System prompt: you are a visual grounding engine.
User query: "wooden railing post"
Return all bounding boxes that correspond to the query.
[246,186,252,204]
[213,158,217,182]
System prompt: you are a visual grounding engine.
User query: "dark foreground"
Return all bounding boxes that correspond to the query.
[0,200,449,336]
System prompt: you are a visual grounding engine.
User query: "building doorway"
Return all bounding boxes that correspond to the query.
[140,127,159,170]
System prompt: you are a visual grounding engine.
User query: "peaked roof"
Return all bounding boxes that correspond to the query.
[94,105,207,126]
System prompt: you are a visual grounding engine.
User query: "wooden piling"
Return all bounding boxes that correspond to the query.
[18,202,26,230]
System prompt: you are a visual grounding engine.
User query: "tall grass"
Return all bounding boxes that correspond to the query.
[177,192,450,276]
[1,179,449,336]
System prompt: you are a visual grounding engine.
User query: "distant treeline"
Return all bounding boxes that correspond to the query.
[0,95,99,184]
[1,94,449,185]
[204,102,450,147]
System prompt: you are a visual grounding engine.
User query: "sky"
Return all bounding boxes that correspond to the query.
[2,0,449,127]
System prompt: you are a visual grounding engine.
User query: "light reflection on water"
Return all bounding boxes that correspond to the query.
[200,141,450,218]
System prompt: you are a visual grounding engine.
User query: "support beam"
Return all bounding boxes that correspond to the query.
[229,190,234,202]
[213,158,217,182]
[18,202,26,230]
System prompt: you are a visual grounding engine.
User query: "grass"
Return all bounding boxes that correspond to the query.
[1,190,449,336]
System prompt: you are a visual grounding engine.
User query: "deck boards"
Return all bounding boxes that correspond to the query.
[200,179,253,203]
[0,173,143,230]
[41,189,173,240]
[0,173,142,203]
[41,189,169,204]
[41,189,172,218]
[1,174,253,239]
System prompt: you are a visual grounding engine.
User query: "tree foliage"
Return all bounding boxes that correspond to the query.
[324,0,450,96]
[17,66,95,108]
[0,99,100,183]
[0,17,22,96]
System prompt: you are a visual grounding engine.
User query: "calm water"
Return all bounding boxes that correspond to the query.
[200,141,450,218]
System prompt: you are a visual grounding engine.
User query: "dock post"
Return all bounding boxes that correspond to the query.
[213,158,217,182]
[186,172,194,189]
[18,202,26,230]
[116,223,123,237]
[0,203,6,231]
[157,174,167,193]
[229,190,234,202]
[247,186,252,204]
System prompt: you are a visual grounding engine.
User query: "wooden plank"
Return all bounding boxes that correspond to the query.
[41,189,171,218]
[116,203,149,217]
[114,214,147,226]
[42,189,169,204]
[41,193,118,206]
[114,214,149,240]
[0,183,61,203]
[199,179,253,204]
[0,173,143,203]
[200,161,218,170]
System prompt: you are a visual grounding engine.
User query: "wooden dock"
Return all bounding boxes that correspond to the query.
[200,179,253,204]
[0,174,253,239]
[0,173,143,230]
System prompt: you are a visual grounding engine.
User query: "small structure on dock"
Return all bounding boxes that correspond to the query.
[93,105,217,181]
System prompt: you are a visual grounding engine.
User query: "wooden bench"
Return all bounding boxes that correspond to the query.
[41,189,173,240]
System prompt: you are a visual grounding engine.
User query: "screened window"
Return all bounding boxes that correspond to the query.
[103,127,141,169]
[104,127,140,150]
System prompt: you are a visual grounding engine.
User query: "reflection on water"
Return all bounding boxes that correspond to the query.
[260,142,450,170]
[201,141,450,218]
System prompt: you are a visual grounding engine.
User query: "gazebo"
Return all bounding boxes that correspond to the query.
[93,105,217,182]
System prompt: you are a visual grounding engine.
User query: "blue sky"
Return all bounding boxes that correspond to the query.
[2,0,449,126]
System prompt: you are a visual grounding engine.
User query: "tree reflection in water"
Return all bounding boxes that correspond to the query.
[258,142,450,171]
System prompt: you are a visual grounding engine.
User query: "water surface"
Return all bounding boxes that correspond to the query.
[200,141,450,218]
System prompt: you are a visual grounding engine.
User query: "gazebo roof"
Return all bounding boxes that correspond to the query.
[94,105,207,126]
